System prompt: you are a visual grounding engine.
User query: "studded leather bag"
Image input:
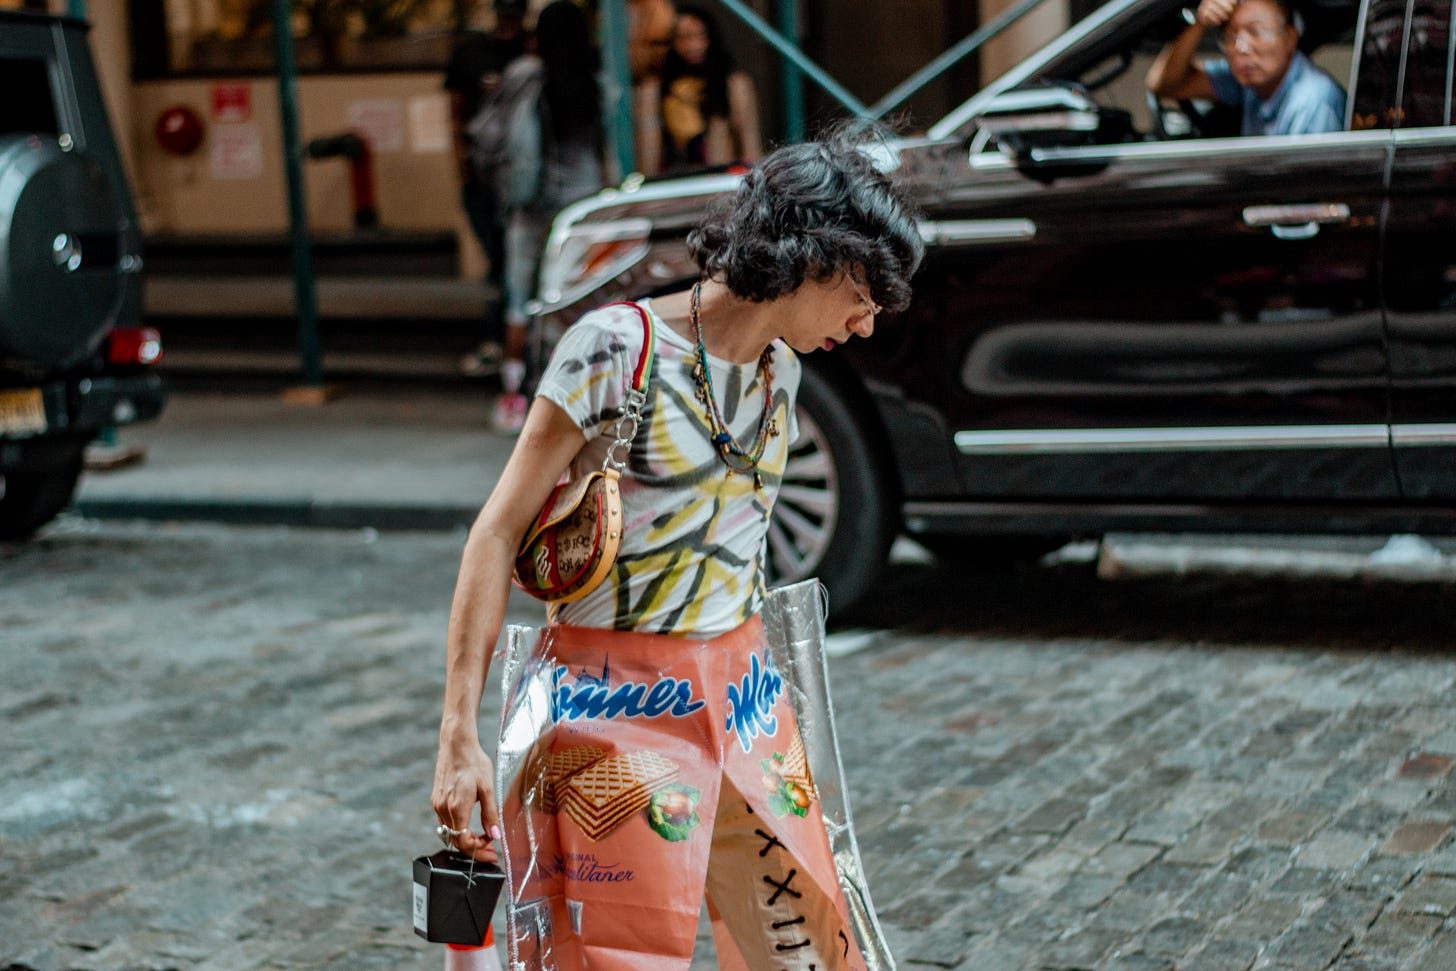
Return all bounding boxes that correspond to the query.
[512,303,655,604]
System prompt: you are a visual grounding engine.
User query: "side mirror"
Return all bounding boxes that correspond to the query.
[972,83,1130,160]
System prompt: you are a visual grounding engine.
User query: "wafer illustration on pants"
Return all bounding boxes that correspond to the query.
[561,749,680,841]
[522,744,608,814]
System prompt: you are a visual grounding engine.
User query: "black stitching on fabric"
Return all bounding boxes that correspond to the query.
[755,828,785,857]
[771,916,805,929]
[764,868,803,905]
[840,930,850,957]
[775,939,812,951]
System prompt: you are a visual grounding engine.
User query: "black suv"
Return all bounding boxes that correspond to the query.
[0,12,165,539]
[530,0,1456,609]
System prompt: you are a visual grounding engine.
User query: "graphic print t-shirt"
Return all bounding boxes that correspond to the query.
[533,300,801,638]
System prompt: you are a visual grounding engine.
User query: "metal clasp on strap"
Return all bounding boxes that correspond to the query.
[603,387,647,472]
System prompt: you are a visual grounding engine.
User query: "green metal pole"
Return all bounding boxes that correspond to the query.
[712,0,870,116]
[599,0,636,177]
[272,0,323,387]
[867,0,1049,118]
[775,0,804,143]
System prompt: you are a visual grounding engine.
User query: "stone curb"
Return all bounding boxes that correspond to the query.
[74,496,479,532]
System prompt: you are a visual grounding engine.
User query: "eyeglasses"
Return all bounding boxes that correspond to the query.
[1218,22,1287,50]
[849,278,882,318]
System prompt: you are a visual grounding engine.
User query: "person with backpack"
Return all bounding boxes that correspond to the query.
[482,0,605,434]
[445,0,528,380]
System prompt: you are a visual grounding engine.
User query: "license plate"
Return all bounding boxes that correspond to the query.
[0,388,46,436]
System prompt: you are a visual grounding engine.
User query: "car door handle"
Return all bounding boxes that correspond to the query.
[1242,203,1351,239]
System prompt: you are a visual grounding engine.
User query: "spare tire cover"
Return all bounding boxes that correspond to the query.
[0,134,124,368]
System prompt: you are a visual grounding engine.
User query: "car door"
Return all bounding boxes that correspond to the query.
[1383,0,1456,498]
[880,0,1398,505]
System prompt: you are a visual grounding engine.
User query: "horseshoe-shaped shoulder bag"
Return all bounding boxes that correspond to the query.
[511,303,655,604]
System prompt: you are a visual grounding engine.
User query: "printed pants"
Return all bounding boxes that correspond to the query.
[498,617,866,971]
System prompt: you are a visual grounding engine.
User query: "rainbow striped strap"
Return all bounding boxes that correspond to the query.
[606,301,655,394]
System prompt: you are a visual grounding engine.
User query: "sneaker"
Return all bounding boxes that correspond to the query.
[490,391,528,435]
[460,340,504,378]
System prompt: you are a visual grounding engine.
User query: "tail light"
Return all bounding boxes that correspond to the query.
[106,327,163,365]
[537,218,652,312]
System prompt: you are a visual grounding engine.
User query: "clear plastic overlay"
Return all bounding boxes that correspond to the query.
[760,579,896,971]
[493,580,894,971]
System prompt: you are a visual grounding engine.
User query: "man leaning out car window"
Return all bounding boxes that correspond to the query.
[1146,0,1347,136]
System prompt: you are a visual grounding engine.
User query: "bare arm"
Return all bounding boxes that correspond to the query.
[727,72,762,163]
[633,80,663,176]
[1147,0,1237,101]
[431,397,588,861]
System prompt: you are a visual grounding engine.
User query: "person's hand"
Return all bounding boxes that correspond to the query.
[432,733,501,864]
[1195,0,1239,29]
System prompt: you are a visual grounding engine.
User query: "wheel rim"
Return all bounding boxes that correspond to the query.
[767,405,839,583]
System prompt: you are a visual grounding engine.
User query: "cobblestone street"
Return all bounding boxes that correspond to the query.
[4,520,1456,970]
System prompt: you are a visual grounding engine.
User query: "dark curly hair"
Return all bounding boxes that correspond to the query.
[686,131,924,312]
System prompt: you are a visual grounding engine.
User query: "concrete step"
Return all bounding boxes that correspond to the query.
[145,275,492,321]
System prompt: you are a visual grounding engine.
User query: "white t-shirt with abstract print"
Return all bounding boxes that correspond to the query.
[533,299,801,638]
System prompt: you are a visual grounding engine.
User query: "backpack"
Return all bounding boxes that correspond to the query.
[466,56,544,211]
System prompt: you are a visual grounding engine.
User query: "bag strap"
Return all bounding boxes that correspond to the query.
[599,301,655,472]
[605,301,655,394]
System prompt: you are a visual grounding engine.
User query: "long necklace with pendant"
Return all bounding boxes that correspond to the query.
[689,281,780,489]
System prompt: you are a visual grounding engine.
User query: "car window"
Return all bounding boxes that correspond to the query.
[1026,0,1361,140]
[1398,0,1452,126]
[0,58,58,136]
[1351,0,1410,127]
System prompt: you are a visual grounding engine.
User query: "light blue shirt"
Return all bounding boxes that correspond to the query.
[1205,50,1347,136]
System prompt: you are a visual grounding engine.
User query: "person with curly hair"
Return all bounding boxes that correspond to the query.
[432,132,922,969]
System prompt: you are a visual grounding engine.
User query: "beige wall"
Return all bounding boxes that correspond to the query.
[980,0,1069,86]
[79,0,1068,281]
[89,1,140,193]
[130,74,459,236]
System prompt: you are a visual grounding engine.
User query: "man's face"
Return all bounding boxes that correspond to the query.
[1221,0,1300,99]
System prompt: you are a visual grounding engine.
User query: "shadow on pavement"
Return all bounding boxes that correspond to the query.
[838,558,1456,653]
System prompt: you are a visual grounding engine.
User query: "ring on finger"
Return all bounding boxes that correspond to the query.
[436,822,466,846]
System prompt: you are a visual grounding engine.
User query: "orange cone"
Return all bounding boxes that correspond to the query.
[444,926,501,970]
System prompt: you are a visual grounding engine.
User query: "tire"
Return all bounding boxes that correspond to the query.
[0,459,83,540]
[767,365,896,614]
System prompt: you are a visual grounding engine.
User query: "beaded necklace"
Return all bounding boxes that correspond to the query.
[689,281,780,489]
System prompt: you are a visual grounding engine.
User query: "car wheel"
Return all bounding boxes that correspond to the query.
[767,365,896,613]
[0,459,83,540]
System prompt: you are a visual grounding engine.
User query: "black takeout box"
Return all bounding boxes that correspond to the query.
[412,849,505,944]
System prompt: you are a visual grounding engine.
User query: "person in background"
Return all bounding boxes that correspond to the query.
[1147,0,1346,136]
[491,0,606,434]
[638,3,762,175]
[445,0,528,379]
[628,0,677,173]
[628,0,677,82]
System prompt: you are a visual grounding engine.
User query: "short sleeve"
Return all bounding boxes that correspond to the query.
[534,304,649,441]
[1202,58,1244,108]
